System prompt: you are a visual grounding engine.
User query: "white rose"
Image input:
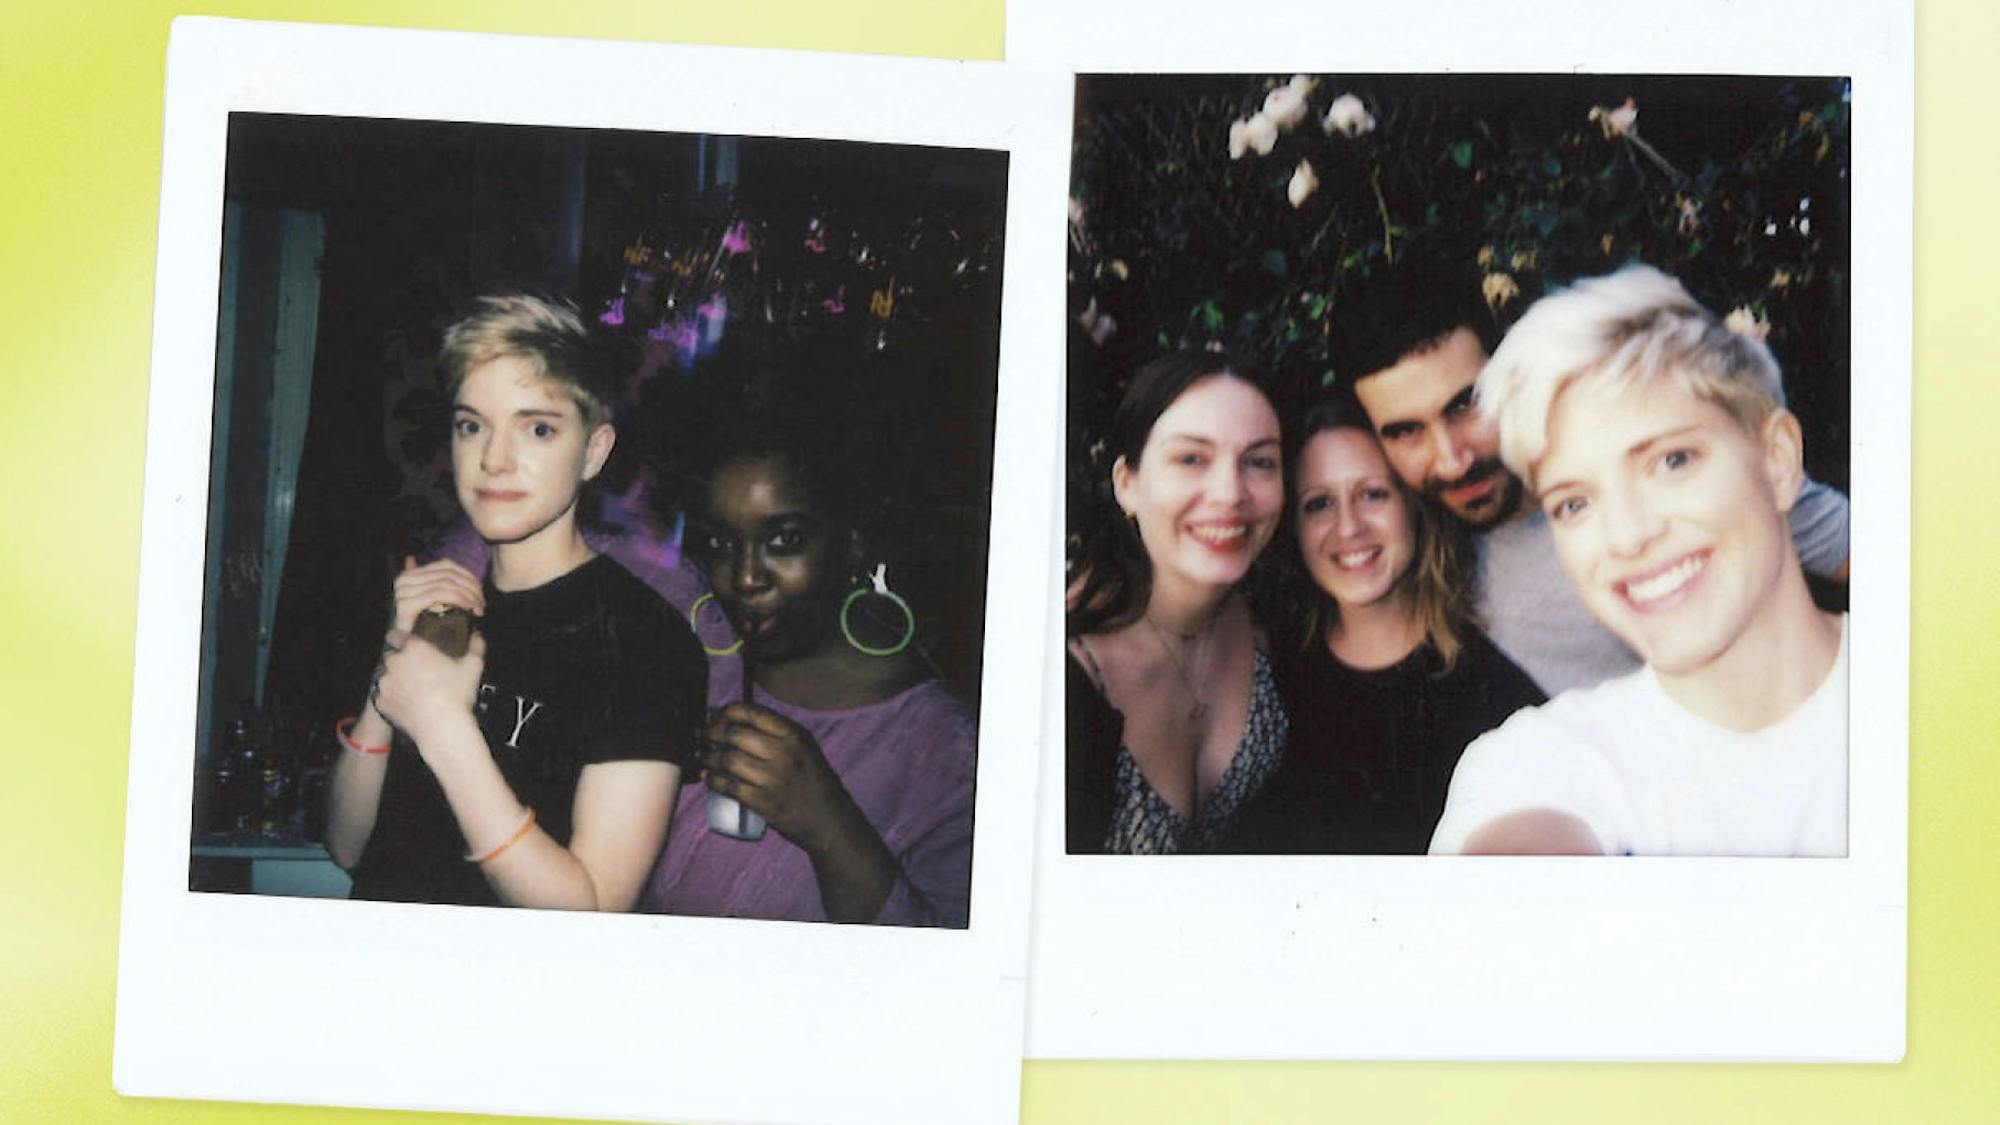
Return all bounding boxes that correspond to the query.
[1244,112,1279,155]
[1724,306,1771,342]
[1287,159,1319,208]
[1323,94,1375,139]
[1090,312,1118,345]
[1228,118,1250,161]
[1263,79,1311,131]
[1589,97,1639,138]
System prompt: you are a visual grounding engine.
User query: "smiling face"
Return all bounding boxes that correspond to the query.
[1536,375,1801,678]
[1352,326,1522,530]
[1112,374,1284,601]
[452,354,614,549]
[1293,427,1417,614]
[691,452,849,665]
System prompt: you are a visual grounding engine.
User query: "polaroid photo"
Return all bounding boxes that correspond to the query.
[1019,0,1910,1060]
[116,19,1067,1124]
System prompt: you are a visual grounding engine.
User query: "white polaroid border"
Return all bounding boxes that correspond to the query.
[115,19,1068,1124]
[1018,0,1911,1060]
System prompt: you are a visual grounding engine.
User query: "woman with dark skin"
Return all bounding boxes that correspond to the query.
[642,415,976,927]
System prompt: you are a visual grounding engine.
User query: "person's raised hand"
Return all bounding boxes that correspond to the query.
[701,702,862,855]
[388,555,484,637]
[373,627,488,755]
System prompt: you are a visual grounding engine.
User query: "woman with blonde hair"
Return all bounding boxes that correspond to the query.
[1267,394,1542,854]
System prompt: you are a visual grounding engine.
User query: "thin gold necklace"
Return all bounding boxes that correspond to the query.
[1144,597,1226,721]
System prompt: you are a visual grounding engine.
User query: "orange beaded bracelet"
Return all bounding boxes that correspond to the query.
[466,808,537,864]
[335,716,391,755]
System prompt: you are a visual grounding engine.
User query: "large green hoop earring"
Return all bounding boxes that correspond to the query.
[840,564,916,657]
[687,592,744,656]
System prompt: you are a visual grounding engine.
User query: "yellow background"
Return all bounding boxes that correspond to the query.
[3,2,1989,1122]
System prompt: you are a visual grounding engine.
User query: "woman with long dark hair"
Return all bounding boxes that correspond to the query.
[1066,350,1289,854]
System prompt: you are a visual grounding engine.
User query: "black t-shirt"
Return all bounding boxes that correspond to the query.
[1262,630,1544,854]
[350,554,706,905]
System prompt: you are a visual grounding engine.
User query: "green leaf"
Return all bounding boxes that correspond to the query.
[1448,140,1474,169]
[1196,300,1225,333]
[1261,249,1288,278]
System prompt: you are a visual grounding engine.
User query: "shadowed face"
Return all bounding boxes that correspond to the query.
[691,453,849,665]
[1353,326,1521,530]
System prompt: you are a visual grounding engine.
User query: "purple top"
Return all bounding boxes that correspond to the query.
[642,677,977,928]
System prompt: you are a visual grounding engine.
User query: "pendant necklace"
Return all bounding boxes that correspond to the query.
[1145,596,1225,722]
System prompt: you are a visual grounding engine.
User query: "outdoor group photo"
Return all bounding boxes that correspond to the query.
[1063,72,1853,857]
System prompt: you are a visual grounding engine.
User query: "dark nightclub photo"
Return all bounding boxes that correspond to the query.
[189,113,1007,927]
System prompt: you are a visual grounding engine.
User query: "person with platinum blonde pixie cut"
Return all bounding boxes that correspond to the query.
[1476,265,1788,493]
[326,294,707,907]
[1330,254,1848,697]
[1428,264,1847,857]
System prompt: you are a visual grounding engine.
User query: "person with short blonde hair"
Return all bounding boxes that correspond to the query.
[1332,255,1849,696]
[1476,264,1786,491]
[438,294,621,430]
[327,293,706,907]
[1429,264,1848,857]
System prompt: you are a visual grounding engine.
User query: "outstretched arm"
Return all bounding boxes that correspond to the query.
[1459,809,1604,855]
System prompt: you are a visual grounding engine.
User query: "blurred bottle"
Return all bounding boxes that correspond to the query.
[212,715,260,836]
[298,723,331,843]
[257,756,293,842]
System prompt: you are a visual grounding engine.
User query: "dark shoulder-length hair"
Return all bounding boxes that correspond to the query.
[1066,348,1275,636]
[1282,394,1477,671]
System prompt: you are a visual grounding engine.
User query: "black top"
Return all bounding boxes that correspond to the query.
[1065,653,1120,855]
[350,554,707,905]
[1263,629,1544,854]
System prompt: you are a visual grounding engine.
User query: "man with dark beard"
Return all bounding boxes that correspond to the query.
[1329,257,1849,694]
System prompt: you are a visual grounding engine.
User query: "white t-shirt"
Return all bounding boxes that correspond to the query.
[1429,618,1848,857]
